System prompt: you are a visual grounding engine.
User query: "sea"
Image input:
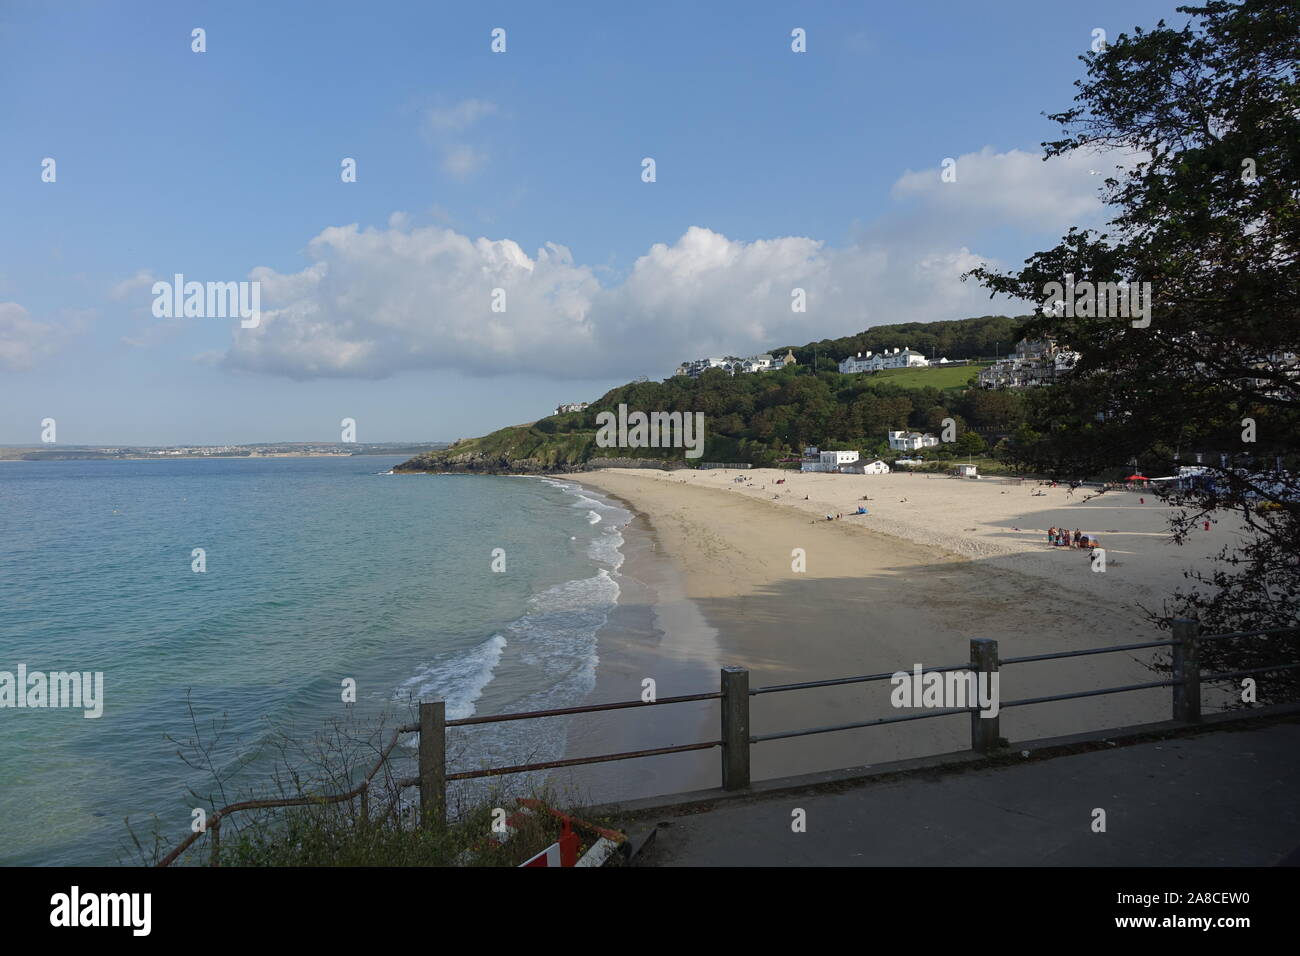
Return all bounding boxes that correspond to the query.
[0,456,631,865]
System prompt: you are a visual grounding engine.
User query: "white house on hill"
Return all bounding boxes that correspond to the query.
[888,430,941,451]
[839,347,931,374]
[675,350,797,378]
[977,337,1081,389]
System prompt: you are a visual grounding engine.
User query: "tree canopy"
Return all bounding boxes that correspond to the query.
[967,0,1300,696]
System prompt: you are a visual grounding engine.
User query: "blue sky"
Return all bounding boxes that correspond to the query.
[0,0,1179,444]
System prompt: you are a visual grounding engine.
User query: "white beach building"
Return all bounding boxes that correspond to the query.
[842,459,891,475]
[801,450,860,473]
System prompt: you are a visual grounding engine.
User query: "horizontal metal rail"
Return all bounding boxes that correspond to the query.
[442,740,721,780]
[752,706,973,743]
[752,634,1206,695]
[1000,640,1174,665]
[998,679,1176,710]
[1204,662,1300,682]
[158,722,412,867]
[752,662,973,696]
[751,679,1184,743]
[446,691,721,726]
[1197,626,1300,642]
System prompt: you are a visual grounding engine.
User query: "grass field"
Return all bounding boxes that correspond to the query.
[869,363,987,391]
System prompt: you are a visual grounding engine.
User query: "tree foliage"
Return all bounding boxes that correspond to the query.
[966,0,1300,699]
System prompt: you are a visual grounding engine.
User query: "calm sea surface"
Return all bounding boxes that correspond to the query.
[0,456,628,865]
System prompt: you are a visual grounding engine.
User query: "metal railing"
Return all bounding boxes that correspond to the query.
[158,618,1299,865]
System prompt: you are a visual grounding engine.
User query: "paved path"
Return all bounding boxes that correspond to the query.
[638,721,1300,866]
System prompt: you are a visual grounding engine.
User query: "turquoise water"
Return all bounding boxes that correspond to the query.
[0,457,628,865]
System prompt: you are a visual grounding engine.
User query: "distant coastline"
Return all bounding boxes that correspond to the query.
[0,442,450,462]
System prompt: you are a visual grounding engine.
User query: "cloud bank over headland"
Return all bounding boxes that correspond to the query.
[219,146,1126,381]
[220,225,996,381]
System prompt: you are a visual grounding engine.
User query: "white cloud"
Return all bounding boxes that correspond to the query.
[889,145,1142,230]
[0,302,58,370]
[219,221,1015,381]
[442,144,488,180]
[108,268,155,302]
[423,98,498,181]
[427,99,498,132]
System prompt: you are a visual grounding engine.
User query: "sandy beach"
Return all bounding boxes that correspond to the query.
[561,467,1240,797]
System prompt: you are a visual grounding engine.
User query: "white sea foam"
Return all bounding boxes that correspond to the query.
[396,633,507,720]
[587,527,625,570]
[400,477,633,779]
[511,569,618,695]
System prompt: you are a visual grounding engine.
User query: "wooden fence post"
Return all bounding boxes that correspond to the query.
[969,638,1000,754]
[1171,618,1202,723]
[208,819,221,867]
[419,700,446,828]
[720,666,750,790]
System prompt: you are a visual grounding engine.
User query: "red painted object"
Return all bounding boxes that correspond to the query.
[559,820,579,867]
[515,799,625,867]
[519,819,582,867]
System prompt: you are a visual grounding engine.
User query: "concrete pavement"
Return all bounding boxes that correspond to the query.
[630,719,1300,866]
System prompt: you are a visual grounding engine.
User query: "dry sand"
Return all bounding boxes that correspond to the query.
[562,467,1240,796]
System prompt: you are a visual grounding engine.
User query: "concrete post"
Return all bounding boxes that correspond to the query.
[419,700,446,828]
[720,666,751,790]
[969,638,1000,754]
[1171,618,1202,723]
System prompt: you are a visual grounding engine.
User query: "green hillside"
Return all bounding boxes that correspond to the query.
[397,315,1030,473]
[780,315,1025,369]
[872,363,988,391]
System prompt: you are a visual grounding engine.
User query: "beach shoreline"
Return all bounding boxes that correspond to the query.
[550,483,722,806]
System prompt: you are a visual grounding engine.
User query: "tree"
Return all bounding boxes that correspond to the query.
[955,430,987,456]
[967,0,1300,702]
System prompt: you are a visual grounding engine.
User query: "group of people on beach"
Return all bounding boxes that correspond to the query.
[1048,527,1094,549]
